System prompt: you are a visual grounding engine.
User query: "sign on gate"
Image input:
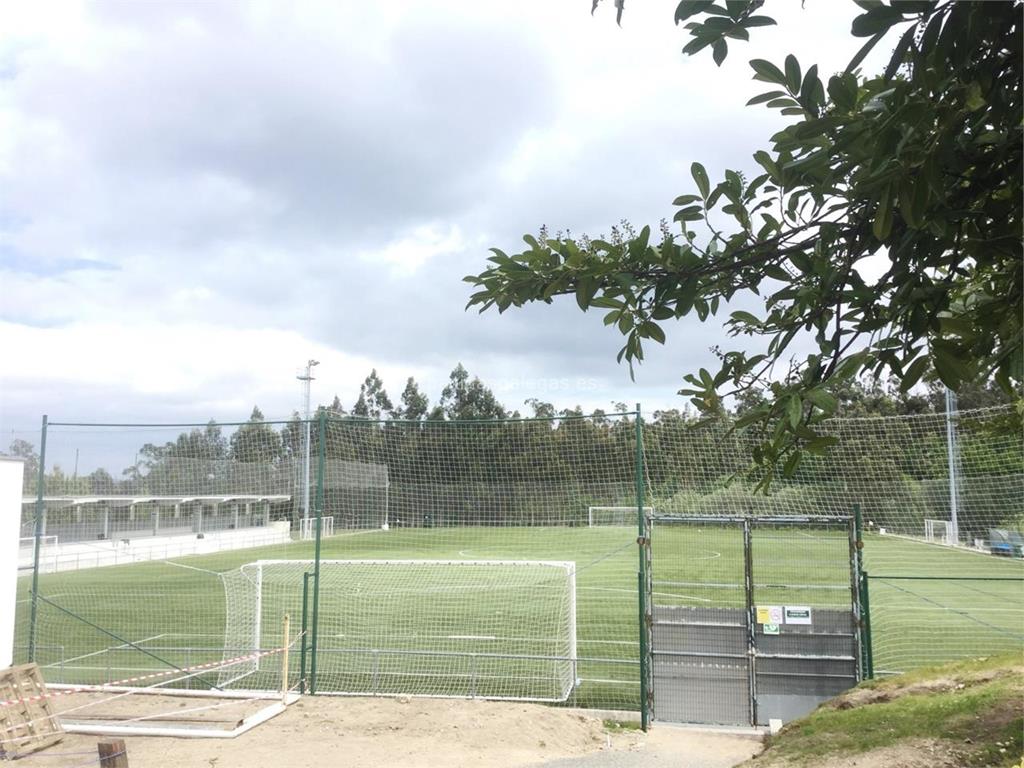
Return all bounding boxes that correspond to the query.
[649,515,861,727]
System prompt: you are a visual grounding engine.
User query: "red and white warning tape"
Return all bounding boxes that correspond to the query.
[0,646,285,709]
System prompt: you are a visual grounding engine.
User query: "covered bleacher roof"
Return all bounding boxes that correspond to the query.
[21,494,291,507]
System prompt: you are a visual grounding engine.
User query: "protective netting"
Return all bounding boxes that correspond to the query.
[645,406,1023,561]
[12,404,1024,712]
[15,414,642,710]
[219,560,577,701]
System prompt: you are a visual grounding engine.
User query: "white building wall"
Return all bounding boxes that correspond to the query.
[0,458,26,668]
[18,522,292,574]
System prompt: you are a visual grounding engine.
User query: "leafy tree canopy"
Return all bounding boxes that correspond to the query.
[439,363,507,421]
[353,369,395,420]
[465,0,1022,482]
[400,376,431,421]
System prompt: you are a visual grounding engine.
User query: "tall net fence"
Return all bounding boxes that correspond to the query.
[15,413,644,710]
[12,404,1023,713]
[645,405,1024,674]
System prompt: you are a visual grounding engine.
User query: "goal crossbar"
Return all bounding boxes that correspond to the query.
[588,506,653,527]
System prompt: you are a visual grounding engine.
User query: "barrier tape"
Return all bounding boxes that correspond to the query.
[0,646,286,709]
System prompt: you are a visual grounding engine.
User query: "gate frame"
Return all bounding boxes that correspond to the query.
[645,513,864,727]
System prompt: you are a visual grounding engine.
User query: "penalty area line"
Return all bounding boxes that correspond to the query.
[49,633,169,667]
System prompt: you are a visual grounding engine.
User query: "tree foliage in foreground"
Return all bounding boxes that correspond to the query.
[465,1,1022,483]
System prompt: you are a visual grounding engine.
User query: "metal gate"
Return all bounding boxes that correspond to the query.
[649,515,861,726]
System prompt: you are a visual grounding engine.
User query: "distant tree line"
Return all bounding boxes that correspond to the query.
[7,365,1020,536]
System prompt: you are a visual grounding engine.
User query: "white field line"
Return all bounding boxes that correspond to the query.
[580,585,713,603]
[51,633,168,667]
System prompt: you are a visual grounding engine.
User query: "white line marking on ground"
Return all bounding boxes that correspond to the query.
[695,550,722,560]
[51,633,168,667]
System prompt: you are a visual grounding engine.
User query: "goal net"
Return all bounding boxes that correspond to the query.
[220,559,578,702]
[299,516,334,540]
[924,519,952,545]
[588,506,653,527]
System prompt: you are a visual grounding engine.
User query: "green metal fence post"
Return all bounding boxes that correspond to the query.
[300,571,311,693]
[851,504,865,680]
[309,411,326,694]
[28,414,48,663]
[860,571,874,679]
[635,403,651,730]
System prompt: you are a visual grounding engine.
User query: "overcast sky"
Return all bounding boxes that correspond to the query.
[1,1,874,452]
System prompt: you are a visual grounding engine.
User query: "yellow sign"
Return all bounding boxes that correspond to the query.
[756,605,784,625]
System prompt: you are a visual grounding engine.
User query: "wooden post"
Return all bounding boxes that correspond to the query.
[98,739,129,767]
[281,613,290,703]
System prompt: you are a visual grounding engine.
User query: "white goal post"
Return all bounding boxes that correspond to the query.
[220,559,578,702]
[299,516,334,540]
[924,518,953,545]
[588,506,654,527]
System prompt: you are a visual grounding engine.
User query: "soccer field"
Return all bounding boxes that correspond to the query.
[14,526,1024,710]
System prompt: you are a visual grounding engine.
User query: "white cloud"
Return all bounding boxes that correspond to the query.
[360,223,469,277]
[0,1,886,433]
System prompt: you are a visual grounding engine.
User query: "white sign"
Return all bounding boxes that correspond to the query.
[763,623,780,635]
[784,606,813,625]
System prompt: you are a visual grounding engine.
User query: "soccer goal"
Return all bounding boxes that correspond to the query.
[298,516,334,540]
[587,506,653,527]
[924,518,953,545]
[220,559,578,702]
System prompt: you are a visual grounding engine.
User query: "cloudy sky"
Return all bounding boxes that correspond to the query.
[1,0,874,450]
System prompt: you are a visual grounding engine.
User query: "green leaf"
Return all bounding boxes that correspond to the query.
[672,194,703,205]
[965,81,985,111]
[932,344,972,390]
[845,31,886,73]
[804,389,838,412]
[743,16,776,28]
[899,355,930,392]
[730,310,762,327]
[872,188,893,240]
[674,0,715,24]
[746,89,787,106]
[575,280,594,311]
[786,395,803,428]
[691,162,711,198]
[784,54,801,93]
[851,6,905,38]
[682,34,716,56]
[674,205,704,223]
[799,64,821,107]
[641,321,667,344]
[712,39,728,66]
[782,450,802,477]
[898,180,922,229]
[884,23,917,80]
[804,436,838,456]
[749,58,787,86]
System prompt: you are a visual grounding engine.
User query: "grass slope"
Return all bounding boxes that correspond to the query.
[746,654,1024,768]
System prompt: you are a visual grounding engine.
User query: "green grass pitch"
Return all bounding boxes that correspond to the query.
[14,526,1024,710]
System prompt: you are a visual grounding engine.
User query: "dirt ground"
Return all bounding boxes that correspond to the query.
[24,695,764,768]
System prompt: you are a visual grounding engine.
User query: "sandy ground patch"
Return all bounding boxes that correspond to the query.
[18,695,764,768]
[30,695,609,767]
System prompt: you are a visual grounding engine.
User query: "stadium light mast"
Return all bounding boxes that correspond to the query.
[944,387,960,544]
[298,360,320,523]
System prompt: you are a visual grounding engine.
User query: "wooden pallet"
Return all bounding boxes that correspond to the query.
[0,663,64,758]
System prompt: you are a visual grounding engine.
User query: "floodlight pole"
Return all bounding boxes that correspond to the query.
[944,387,960,544]
[298,360,319,523]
